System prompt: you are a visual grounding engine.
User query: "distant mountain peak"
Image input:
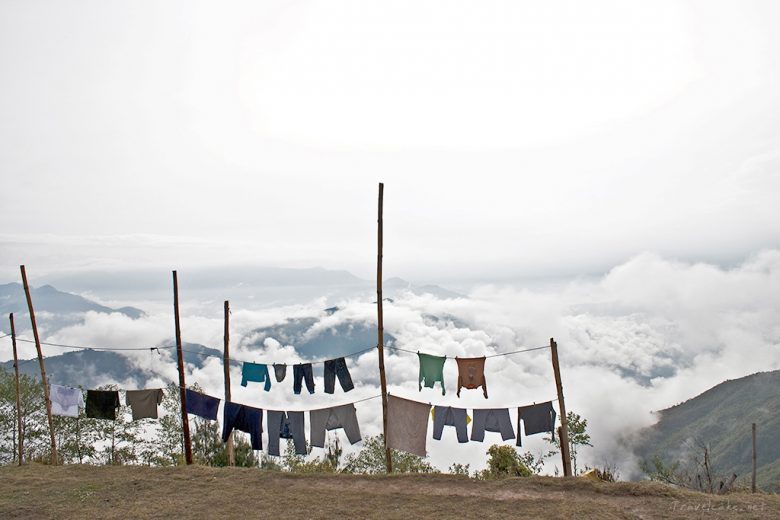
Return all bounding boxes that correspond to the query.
[0,283,145,335]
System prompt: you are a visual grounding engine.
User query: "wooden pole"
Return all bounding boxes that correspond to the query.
[376,182,392,473]
[752,422,757,493]
[223,300,234,466]
[10,313,24,465]
[20,265,58,465]
[556,426,564,474]
[173,270,193,465]
[550,338,572,477]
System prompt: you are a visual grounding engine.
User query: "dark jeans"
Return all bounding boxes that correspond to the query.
[222,402,263,450]
[293,363,315,394]
[324,357,355,394]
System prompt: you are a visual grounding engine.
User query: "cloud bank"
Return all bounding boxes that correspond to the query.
[2,250,779,476]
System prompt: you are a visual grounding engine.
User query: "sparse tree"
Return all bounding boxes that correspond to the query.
[342,434,438,474]
[283,435,340,473]
[0,368,50,464]
[546,411,592,475]
[641,439,737,494]
[190,416,258,467]
[157,381,184,465]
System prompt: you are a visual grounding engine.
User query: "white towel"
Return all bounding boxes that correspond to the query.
[50,384,83,418]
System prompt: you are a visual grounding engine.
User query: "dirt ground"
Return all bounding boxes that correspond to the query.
[0,464,777,519]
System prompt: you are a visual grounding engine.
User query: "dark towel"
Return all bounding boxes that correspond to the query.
[516,401,557,447]
[85,390,120,420]
[185,389,220,421]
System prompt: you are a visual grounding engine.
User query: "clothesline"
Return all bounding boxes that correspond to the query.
[6,334,551,374]
[8,335,376,365]
[178,344,377,366]
[384,344,550,358]
[387,392,561,411]
[176,385,384,412]
[13,337,176,352]
[6,334,550,359]
[179,384,558,414]
[44,373,559,415]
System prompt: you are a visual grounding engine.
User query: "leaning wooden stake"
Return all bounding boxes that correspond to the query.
[550,337,572,477]
[752,422,757,493]
[224,300,234,466]
[20,266,57,465]
[173,271,193,465]
[10,313,24,465]
[376,182,393,473]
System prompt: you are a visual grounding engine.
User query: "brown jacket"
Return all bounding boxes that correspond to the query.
[456,356,488,398]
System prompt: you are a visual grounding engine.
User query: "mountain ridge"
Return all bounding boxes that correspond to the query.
[635,369,780,491]
[0,282,144,318]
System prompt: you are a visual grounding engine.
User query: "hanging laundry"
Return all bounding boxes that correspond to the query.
[222,401,263,450]
[432,405,469,443]
[293,363,315,395]
[310,403,361,447]
[456,356,488,398]
[386,395,430,457]
[323,357,354,394]
[418,352,446,395]
[516,401,557,447]
[185,389,220,421]
[471,408,515,442]
[85,390,120,420]
[241,362,272,391]
[266,410,306,456]
[273,363,287,383]
[125,389,163,420]
[50,384,83,418]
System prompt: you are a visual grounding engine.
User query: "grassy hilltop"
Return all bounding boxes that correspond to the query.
[1,464,778,519]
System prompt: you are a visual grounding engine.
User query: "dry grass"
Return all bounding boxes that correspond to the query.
[1,464,778,519]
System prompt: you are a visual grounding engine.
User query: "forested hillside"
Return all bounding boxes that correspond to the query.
[636,370,780,491]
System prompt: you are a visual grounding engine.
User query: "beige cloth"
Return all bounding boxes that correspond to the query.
[386,395,431,457]
[125,389,163,420]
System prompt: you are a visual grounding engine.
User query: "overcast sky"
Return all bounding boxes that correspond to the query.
[1,1,779,282]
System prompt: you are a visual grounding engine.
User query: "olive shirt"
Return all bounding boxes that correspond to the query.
[125,389,163,420]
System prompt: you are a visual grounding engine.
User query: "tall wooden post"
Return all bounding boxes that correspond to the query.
[20,265,57,465]
[173,271,193,465]
[752,423,757,493]
[223,300,234,466]
[376,182,392,473]
[10,313,24,465]
[550,338,572,477]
